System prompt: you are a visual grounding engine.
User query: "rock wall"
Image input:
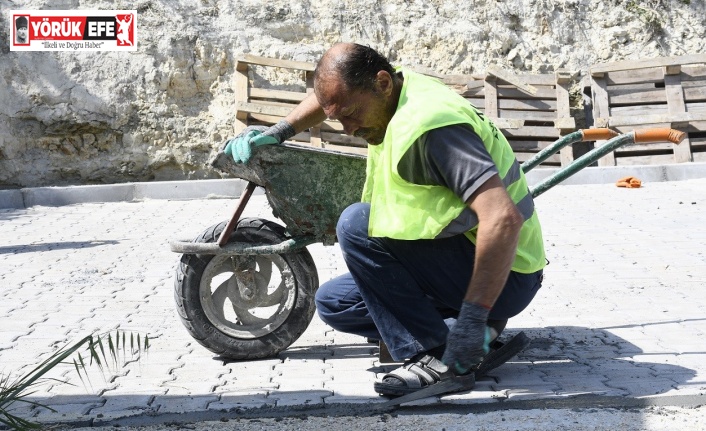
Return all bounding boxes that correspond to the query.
[1,0,704,188]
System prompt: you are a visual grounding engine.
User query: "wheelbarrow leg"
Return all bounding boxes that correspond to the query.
[217,181,258,247]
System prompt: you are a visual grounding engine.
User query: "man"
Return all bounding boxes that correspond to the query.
[224,43,546,397]
[15,16,28,45]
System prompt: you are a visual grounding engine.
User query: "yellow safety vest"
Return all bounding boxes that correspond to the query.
[361,69,546,274]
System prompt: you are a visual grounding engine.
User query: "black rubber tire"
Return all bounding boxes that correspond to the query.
[174,217,319,360]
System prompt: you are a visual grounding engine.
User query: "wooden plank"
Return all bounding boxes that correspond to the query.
[501,126,562,138]
[684,85,706,102]
[514,152,561,165]
[606,82,663,92]
[459,81,485,97]
[248,112,286,125]
[458,84,556,100]
[498,110,559,121]
[441,74,481,86]
[616,141,677,151]
[603,68,664,85]
[249,88,308,103]
[484,76,499,118]
[591,53,706,76]
[238,102,293,117]
[597,112,706,127]
[590,75,615,166]
[681,64,706,80]
[610,104,669,115]
[664,73,693,162]
[615,153,678,166]
[234,62,250,134]
[605,70,706,88]
[237,54,316,71]
[686,101,706,112]
[492,118,525,129]
[555,73,574,166]
[508,139,555,152]
[665,64,682,75]
[486,65,538,95]
[609,88,666,105]
[499,98,556,111]
[247,99,301,109]
[320,131,367,146]
[690,135,706,148]
[321,143,369,155]
[496,86,557,99]
[555,117,577,129]
[463,97,485,108]
[480,73,556,86]
[460,84,558,99]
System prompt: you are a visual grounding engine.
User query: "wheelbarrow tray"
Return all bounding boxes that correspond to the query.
[211,143,367,244]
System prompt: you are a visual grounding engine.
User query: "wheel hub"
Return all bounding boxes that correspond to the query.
[199,254,297,339]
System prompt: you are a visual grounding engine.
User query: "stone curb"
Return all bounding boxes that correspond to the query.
[2,163,706,210]
[0,178,249,209]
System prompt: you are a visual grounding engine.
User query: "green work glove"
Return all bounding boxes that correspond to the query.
[441,301,492,375]
[223,120,295,164]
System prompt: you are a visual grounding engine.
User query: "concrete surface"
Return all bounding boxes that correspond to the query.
[1,168,706,429]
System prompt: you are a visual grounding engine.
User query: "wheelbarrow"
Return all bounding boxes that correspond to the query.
[170,127,685,359]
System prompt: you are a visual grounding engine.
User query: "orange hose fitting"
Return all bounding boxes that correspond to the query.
[581,128,619,141]
[633,128,686,144]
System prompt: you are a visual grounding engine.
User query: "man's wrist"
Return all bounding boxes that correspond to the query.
[263,120,296,143]
[459,301,490,323]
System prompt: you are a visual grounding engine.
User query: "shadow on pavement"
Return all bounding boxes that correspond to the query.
[489,325,697,398]
[19,325,699,428]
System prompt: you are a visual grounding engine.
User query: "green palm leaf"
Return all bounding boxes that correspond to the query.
[0,330,150,431]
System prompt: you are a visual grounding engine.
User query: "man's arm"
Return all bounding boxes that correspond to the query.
[226,92,327,163]
[284,92,328,134]
[464,174,523,307]
[441,174,523,374]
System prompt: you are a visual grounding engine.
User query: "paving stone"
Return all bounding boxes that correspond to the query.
[324,380,378,399]
[1,181,705,425]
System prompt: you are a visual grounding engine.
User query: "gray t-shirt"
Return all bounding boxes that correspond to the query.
[396,123,499,238]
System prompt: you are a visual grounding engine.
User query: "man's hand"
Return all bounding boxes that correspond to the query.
[223,120,295,163]
[441,301,492,375]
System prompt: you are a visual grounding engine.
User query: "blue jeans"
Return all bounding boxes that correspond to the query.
[315,203,543,362]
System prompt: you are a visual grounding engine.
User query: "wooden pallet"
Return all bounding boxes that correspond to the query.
[234,56,576,165]
[445,67,576,166]
[234,55,367,155]
[585,53,706,166]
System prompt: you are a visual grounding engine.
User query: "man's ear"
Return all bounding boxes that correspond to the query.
[375,71,394,97]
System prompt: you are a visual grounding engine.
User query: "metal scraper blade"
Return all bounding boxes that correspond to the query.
[376,372,475,410]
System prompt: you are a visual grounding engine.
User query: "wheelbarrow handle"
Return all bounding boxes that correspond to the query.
[634,128,686,144]
[522,128,617,173]
[581,128,619,141]
[529,128,685,198]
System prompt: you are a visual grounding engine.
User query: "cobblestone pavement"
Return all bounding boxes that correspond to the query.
[1,178,705,428]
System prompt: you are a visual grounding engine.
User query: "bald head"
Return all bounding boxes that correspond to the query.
[314,43,354,87]
[314,43,397,95]
[312,44,402,145]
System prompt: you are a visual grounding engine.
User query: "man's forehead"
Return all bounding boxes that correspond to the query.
[315,76,352,115]
[316,76,347,102]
